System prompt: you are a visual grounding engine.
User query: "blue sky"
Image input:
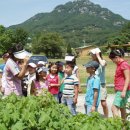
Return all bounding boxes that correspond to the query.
[0,0,130,27]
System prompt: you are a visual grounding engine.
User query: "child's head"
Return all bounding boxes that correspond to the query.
[36,67,48,81]
[65,62,75,75]
[89,48,103,61]
[27,63,37,74]
[37,61,47,67]
[49,62,58,74]
[56,61,64,72]
[109,48,124,64]
[83,61,99,74]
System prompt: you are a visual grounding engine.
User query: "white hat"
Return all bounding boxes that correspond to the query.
[38,61,46,66]
[13,50,32,59]
[90,48,101,54]
[65,56,75,61]
[28,63,37,68]
[37,67,48,73]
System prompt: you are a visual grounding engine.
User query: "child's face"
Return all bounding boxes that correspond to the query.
[65,65,73,75]
[39,71,47,78]
[50,65,58,74]
[90,53,97,60]
[58,65,63,71]
[28,66,36,74]
[86,67,95,74]
[111,56,120,64]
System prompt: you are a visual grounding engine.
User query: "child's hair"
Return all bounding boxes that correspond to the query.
[49,62,58,74]
[7,43,23,59]
[66,62,75,69]
[109,48,125,59]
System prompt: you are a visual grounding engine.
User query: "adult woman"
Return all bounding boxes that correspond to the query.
[3,45,30,96]
[109,48,130,121]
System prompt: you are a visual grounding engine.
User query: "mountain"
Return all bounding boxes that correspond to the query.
[10,0,129,47]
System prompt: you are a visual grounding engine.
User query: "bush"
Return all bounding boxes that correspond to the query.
[0,94,129,130]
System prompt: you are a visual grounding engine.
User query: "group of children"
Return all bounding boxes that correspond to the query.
[0,45,130,121]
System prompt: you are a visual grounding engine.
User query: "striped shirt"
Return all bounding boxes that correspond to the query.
[63,74,79,97]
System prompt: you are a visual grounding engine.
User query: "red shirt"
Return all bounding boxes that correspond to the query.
[46,74,59,94]
[114,60,130,91]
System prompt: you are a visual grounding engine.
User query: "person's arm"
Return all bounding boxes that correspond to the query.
[16,56,29,80]
[74,84,79,104]
[96,53,106,67]
[91,89,98,112]
[121,69,130,98]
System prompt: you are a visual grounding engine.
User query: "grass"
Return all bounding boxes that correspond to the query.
[49,56,130,85]
[80,86,115,94]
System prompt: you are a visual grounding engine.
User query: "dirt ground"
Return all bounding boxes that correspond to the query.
[77,94,130,118]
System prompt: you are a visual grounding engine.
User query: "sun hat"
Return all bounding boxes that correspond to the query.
[90,48,101,54]
[38,61,46,66]
[37,67,48,73]
[65,56,75,61]
[28,63,37,68]
[83,61,99,70]
[13,50,32,59]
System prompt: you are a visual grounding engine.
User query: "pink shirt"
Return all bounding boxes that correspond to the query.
[4,58,22,96]
[114,61,130,91]
[47,74,59,94]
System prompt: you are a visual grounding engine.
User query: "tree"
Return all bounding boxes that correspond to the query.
[0,25,29,53]
[32,32,65,58]
[66,43,72,54]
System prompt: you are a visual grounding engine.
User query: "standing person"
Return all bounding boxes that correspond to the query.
[62,63,79,115]
[83,61,100,115]
[56,61,65,103]
[22,62,37,96]
[109,49,130,122]
[46,62,60,101]
[1,52,10,93]
[65,54,82,92]
[3,45,30,97]
[30,67,48,96]
[90,48,109,117]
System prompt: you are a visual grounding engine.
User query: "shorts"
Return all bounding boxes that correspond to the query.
[100,84,107,100]
[113,91,130,108]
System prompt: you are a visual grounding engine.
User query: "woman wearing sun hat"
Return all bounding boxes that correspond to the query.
[3,44,31,97]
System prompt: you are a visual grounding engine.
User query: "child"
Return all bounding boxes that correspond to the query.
[46,63,60,101]
[90,48,109,117]
[62,63,79,115]
[65,54,82,92]
[109,49,130,122]
[56,61,65,103]
[83,61,100,115]
[30,67,48,96]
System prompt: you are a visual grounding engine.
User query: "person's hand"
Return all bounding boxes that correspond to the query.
[121,91,126,98]
[95,52,100,57]
[91,106,96,112]
[73,97,77,104]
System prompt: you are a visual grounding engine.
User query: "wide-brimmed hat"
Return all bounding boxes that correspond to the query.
[13,50,32,59]
[90,48,101,54]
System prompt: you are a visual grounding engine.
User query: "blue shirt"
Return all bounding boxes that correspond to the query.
[85,75,100,107]
[95,63,106,84]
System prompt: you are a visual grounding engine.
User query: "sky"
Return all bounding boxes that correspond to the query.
[0,0,130,27]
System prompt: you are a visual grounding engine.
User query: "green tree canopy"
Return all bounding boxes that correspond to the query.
[0,25,29,53]
[32,32,65,58]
